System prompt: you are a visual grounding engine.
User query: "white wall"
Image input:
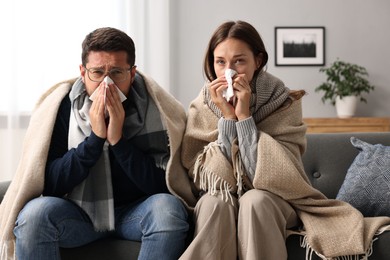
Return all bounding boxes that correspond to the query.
[171,0,390,118]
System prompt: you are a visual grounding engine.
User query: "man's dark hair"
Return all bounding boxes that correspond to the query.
[81,27,136,67]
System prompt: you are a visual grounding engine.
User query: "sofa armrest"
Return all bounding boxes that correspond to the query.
[0,181,11,204]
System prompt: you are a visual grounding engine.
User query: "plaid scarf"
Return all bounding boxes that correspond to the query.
[68,73,169,231]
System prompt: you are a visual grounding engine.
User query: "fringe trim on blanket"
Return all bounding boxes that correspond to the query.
[193,143,234,204]
[299,235,376,260]
[234,153,245,198]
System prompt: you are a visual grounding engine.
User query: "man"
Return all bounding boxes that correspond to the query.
[0,27,196,260]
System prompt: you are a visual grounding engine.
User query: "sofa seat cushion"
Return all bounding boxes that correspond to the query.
[336,137,390,217]
[60,238,140,260]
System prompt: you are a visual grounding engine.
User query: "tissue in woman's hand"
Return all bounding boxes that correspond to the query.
[223,69,237,102]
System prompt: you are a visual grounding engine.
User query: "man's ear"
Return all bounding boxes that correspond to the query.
[130,65,137,84]
[79,64,86,82]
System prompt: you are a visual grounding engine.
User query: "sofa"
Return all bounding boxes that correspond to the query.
[1,132,390,259]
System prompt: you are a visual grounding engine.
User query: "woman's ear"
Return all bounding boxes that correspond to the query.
[256,53,263,69]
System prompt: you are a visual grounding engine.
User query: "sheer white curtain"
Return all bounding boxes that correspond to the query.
[0,0,172,181]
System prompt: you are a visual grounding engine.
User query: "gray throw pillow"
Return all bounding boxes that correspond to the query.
[336,137,390,217]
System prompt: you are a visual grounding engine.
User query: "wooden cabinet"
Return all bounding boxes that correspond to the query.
[303,117,390,133]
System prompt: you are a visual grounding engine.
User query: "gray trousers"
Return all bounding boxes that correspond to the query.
[180,189,299,260]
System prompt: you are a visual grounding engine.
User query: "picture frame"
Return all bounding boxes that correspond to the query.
[275,26,325,66]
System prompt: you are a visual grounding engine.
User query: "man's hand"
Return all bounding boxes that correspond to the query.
[90,85,108,139]
[105,84,125,145]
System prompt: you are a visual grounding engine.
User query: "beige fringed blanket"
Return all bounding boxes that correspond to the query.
[0,72,197,260]
[181,87,390,259]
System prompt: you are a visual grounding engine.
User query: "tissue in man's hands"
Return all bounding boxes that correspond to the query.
[89,76,127,102]
[223,69,237,103]
[89,76,127,117]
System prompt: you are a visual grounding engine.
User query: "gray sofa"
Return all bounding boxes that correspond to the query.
[1,132,390,259]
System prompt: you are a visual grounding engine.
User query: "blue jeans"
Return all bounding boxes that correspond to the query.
[14,194,189,260]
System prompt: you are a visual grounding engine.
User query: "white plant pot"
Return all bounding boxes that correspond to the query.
[335,95,358,118]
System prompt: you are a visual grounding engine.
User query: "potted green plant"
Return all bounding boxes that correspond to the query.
[315,59,375,118]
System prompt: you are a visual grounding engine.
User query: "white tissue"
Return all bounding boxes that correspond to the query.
[89,76,127,117]
[223,69,237,102]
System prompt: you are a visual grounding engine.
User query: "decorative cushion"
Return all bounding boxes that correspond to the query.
[336,137,390,217]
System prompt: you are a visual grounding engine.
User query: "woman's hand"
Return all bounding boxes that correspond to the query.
[209,77,236,119]
[209,74,251,121]
[232,74,251,121]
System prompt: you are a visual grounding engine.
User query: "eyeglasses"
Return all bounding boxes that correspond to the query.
[84,66,133,83]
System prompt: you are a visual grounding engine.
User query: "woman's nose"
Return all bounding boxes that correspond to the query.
[227,63,236,70]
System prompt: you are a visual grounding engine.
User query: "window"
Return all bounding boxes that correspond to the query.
[0,0,130,112]
[0,0,138,181]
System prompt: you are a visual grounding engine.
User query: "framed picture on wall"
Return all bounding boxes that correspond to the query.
[275,27,325,66]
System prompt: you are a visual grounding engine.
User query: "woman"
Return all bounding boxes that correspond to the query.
[180,20,387,260]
